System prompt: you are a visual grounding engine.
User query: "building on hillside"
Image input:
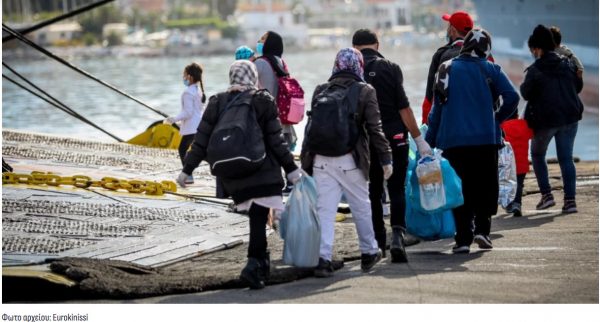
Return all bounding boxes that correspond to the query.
[33,22,82,45]
[234,0,308,47]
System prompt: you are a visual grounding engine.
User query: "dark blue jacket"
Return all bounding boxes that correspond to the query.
[426,55,519,150]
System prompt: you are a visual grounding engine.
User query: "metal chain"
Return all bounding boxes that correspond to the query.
[2,172,177,196]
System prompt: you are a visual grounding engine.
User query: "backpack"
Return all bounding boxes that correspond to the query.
[206,91,266,179]
[261,57,305,125]
[304,82,363,156]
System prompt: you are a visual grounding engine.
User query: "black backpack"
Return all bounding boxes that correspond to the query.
[304,82,363,156]
[206,90,266,179]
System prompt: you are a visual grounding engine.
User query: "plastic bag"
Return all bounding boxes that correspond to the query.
[498,141,517,208]
[416,151,446,211]
[406,156,456,240]
[410,149,463,213]
[279,175,320,267]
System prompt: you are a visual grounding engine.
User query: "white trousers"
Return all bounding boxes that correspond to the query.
[313,153,379,261]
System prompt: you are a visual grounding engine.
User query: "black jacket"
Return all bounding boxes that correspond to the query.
[183,89,298,204]
[423,40,463,103]
[301,73,392,179]
[360,48,410,138]
[521,51,584,130]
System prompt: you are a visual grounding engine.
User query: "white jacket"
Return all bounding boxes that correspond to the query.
[173,84,204,136]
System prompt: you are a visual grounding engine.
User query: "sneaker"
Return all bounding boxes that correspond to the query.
[314,257,334,278]
[507,202,522,217]
[474,234,493,249]
[452,244,470,254]
[536,193,555,210]
[562,199,578,214]
[184,175,194,184]
[360,249,382,272]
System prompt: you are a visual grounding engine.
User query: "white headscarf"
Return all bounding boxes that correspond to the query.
[228,60,258,92]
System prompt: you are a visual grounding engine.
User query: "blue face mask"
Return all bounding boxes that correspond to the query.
[183,79,190,87]
[256,42,264,56]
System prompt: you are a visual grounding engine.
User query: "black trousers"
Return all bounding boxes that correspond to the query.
[443,145,499,247]
[369,143,409,249]
[514,173,526,204]
[178,134,195,166]
[247,203,270,259]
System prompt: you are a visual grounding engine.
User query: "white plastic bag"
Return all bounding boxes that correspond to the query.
[279,175,320,267]
[416,150,446,211]
[498,141,517,208]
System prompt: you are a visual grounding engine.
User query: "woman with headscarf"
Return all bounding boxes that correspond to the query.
[425,28,519,254]
[300,48,392,277]
[254,31,297,193]
[178,60,302,290]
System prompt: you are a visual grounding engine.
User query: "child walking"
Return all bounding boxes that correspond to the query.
[164,62,207,184]
[501,113,534,217]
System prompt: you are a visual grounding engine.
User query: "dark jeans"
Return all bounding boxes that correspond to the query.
[248,203,269,259]
[178,134,195,166]
[514,173,526,204]
[531,122,578,200]
[369,143,409,249]
[443,145,499,247]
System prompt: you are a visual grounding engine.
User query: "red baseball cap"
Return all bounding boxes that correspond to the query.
[442,11,474,33]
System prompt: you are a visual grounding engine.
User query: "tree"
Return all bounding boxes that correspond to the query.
[78,4,124,37]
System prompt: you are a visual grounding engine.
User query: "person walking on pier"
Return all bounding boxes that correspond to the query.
[425,28,519,253]
[164,62,207,185]
[352,29,432,263]
[177,60,302,289]
[521,25,584,214]
[301,48,391,277]
[255,31,298,193]
[421,11,473,125]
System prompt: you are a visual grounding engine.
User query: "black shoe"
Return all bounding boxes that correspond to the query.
[562,199,578,214]
[452,244,470,254]
[314,257,334,278]
[473,234,493,250]
[390,227,408,263]
[398,227,420,247]
[536,193,555,210]
[361,249,382,272]
[240,257,266,289]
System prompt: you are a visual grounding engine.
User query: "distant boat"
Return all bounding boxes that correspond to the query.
[472,0,599,68]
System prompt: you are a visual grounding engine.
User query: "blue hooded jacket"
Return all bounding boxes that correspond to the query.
[425,55,519,150]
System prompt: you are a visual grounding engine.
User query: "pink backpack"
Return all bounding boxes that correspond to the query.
[262,58,305,125]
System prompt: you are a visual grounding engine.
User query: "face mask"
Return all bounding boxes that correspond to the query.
[256,42,264,56]
[183,79,190,87]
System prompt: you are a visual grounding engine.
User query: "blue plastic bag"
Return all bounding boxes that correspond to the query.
[406,156,456,240]
[279,175,321,267]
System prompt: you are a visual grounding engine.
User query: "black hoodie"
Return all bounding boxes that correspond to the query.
[520,51,584,130]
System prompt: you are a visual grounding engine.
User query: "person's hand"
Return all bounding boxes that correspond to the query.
[383,164,393,180]
[176,172,188,188]
[163,117,176,125]
[286,168,303,185]
[414,135,433,156]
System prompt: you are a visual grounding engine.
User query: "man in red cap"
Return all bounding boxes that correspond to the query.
[421,11,473,125]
